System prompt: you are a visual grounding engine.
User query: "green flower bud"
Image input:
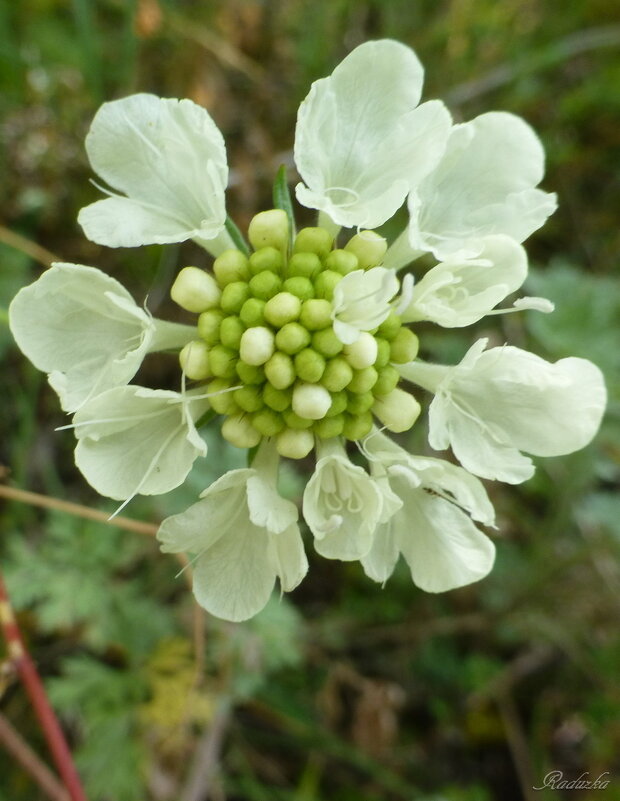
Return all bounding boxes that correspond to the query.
[239,297,266,327]
[321,357,353,392]
[263,383,292,412]
[264,291,302,327]
[276,428,314,459]
[324,249,359,275]
[249,246,284,276]
[235,360,265,385]
[292,382,332,420]
[373,365,400,396]
[374,337,391,368]
[312,327,344,358]
[389,328,420,363]
[326,390,348,417]
[249,270,282,300]
[220,281,251,314]
[275,322,311,355]
[342,411,373,441]
[252,408,285,437]
[171,266,221,313]
[179,340,211,380]
[265,352,296,389]
[344,230,387,269]
[314,270,342,301]
[248,209,289,253]
[213,249,250,287]
[299,298,332,331]
[239,326,275,366]
[287,252,322,280]
[219,315,245,349]
[222,414,261,449]
[283,410,314,430]
[377,311,402,340]
[234,385,264,413]
[348,366,378,394]
[343,332,378,369]
[197,309,225,345]
[294,347,325,382]
[208,344,238,378]
[314,414,344,439]
[347,391,375,415]
[208,378,238,414]
[282,276,314,300]
[293,227,333,259]
[373,388,421,433]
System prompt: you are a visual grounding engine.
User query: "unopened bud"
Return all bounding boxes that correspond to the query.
[213,249,250,287]
[282,276,314,300]
[312,327,344,357]
[347,391,374,415]
[299,299,332,331]
[374,338,391,368]
[239,298,266,327]
[276,428,314,459]
[326,390,348,417]
[252,408,285,437]
[314,270,342,301]
[264,352,296,389]
[343,332,378,369]
[324,249,359,275]
[348,366,378,394]
[344,230,387,269]
[373,365,400,396]
[249,270,282,300]
[294,348,325,382]
[234,385,264,413]
[283,410,314,430]
[207,378,238,414]
[239,326,275,366]
[197,309,224,345]
[275,322,311,355]
[389,327,419,363]
[293,227,333,259]
[373,388,421,432]
[219,316,245,349]
[171,266,221,313]
[321,357,353,392]
[287,252,322,279]
[222,414,261,448]
[179,340,211,380]
[292,383,332,420]
[377,311,402,340]
[314,415,345,438]
[220,281,251,314]
[236,360,264,385]
[263,383,292,412]
[248,209,289,252]
[249,246,283,276]
[208,344,237,378]
[264,292,301,327]
[342,411,373,441]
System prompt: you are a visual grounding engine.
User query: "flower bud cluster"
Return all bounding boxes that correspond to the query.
[171,210,420,458]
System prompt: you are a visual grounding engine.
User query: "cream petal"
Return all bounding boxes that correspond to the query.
[267,524,309,593]
[332,267,399,344]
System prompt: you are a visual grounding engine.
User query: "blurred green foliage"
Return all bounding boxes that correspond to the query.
[1,1,619,800]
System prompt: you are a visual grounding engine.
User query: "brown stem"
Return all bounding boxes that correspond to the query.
[0,571,89,801]
[0,224,59,268]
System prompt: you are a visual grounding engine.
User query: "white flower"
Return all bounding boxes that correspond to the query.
[78,94,230,251]
[72,385,210,503]
[303,438,383,560]
[293,39,452,229]
[157,443,308,622]
[401,234,553,327]
[9,263,194,412]
[331,267,399,344]
[399,339,607,483]
[361,430,496,591]
[407,112,558,260]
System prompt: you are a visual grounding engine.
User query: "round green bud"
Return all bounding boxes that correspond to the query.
[247,209,289,252]
[314,270,342,301]
[292,383,332,420]
[377,311,402,341]
[282,276,314,300]
[249,246,283,276]
[294,348,325,383]
[373,365,400,396]
[293,227,333,259]
[197,309,224,345]
[374,338,391,368]
[208,378,238,414]
[264,291,301,328]
[239,326,275,366]
[170,266,221,313]
[208,344,238,378]
[299,298,332,331]
[373,388,421,433]
[276,428,314,459]
[347,391,375,415]
[283,410,314,430]
[348,366,378,394]
[219,316,245,350]
[326,390,348,417]
[314,414,344,439]
[222,414,261,449]
[236,360,265,385]
[179,340,211,380]
[343,332,378,370]
[342,411,373,441]
[251,408,285,437]
[213,249,250,287]
[287,252,322,280]
[234,385,264,413]
[263,383,292,412]
[344,230,387,269]
[265,352,296,390]
[389,327,420,363]
[312,327,344,358]
[275,322,311,355]
[239,297,266,327]
[249,271,282,300]
[321,357,353,392]
[324,249,359,275]
[220,281,251,315]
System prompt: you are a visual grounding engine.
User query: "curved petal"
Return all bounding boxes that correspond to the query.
[79,94,227,247]
[332,267,399,344]
[267,524,309,593]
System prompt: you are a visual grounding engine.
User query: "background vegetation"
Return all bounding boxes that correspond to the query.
[1,1,619,799]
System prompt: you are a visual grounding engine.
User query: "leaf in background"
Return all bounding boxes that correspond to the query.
[272,164,296,249]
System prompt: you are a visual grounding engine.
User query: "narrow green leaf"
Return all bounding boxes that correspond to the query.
[272,164,296,249]
[225,215,251,256]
